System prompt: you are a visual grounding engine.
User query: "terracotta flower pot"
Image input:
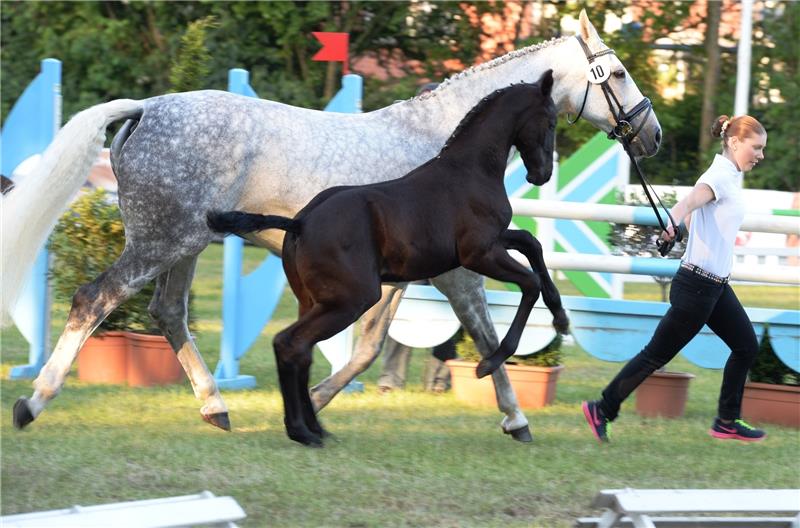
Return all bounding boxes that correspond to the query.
[78,331,129,384]
[742,381,800,428]
[446,360,563,409]
[125,332,184,387]
[635,370,695,419]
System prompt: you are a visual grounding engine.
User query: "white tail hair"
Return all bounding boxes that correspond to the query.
[1,99,144,326]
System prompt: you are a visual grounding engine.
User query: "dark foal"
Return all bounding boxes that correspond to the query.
[208,69,568,446]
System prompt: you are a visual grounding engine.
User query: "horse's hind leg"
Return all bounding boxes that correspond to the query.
[430,269,531,442]
[148,255,230,431]
[503,229,569,333]
[13,249,165,429]
[309,284,405,411]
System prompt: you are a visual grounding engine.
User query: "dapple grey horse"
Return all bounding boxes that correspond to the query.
[10,11,661,441]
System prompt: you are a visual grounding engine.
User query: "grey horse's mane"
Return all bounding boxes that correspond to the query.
[414,35,569,101]
[439,83,534,153]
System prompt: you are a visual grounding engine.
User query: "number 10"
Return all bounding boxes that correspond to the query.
[590,64,605,81]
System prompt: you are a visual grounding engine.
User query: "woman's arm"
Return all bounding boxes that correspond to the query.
[664,183,715,240]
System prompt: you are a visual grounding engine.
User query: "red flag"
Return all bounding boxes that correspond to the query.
[312,32,349,74]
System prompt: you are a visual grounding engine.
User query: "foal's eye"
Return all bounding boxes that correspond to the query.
[613,70,626,80]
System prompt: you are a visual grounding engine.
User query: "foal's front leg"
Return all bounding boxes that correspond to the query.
[460,245,542,379]
[503,229,569,333]
[430,269,531,442]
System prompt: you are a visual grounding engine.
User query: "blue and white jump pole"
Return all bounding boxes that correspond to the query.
[510,199,800,285]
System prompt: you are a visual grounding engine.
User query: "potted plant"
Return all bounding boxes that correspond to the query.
[634,368,695,419]
[49,189,185,386]
[446,333,564,409]
[741,326,800,428]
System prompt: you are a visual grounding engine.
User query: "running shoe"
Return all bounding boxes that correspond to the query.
[582,400,610,443]
[708,417,766,442]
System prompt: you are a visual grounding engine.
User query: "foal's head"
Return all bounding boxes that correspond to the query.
[515,69,557,186]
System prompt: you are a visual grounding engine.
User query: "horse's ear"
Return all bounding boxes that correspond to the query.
[579,9,601,44]
[538,69,554,98]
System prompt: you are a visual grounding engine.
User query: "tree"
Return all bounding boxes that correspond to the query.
[748,1,799,192]
[169,16,217,93]
[699,0,721,157]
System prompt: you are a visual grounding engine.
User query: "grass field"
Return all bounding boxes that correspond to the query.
[2,243,799,527]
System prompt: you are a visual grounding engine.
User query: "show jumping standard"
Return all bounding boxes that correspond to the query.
[10,11,661,442]
[207,76,562,446]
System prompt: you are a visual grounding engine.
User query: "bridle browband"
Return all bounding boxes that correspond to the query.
[568,35,682,255]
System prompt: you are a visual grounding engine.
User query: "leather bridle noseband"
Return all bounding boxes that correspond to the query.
[569,35,682,255]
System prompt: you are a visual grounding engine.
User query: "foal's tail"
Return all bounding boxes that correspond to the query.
[1,99,144,326]
[206,211,301,237]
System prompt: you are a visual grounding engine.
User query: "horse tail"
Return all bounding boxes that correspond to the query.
[206,211,302,236]
[1,99,144,326]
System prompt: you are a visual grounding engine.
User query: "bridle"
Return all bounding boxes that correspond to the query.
[568,35,682,255]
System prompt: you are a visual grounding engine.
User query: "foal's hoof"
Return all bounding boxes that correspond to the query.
[503,425,533,443]
[13,398,35,430]
[202,412,231,431]
[553,309,570,335]
[475,358,499,379]
[288,430,324,448]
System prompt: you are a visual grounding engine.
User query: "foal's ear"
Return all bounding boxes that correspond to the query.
[538,69,554,98]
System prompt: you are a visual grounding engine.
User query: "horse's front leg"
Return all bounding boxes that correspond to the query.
[458,245,542,379]
[429,268,532,442]
[149,255,230,431]
[503,229,569,333]
[309,284,405,411]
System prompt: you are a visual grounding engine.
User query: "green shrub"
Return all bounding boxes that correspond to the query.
[49,189,158,335]
[455,332,563,367]
[749,325,800,386]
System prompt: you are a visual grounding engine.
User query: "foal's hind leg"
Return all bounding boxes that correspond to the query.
[13,250,166,429]
[148,255,230,431]
[460,245,542,379]
[430,269,531,442]
[310,284,405,411]
[503,229,569,334]
[274,301,369,446]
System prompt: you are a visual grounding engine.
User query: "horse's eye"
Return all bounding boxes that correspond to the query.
[613,70,626,80]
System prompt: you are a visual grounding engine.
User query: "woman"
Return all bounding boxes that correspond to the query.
[582,114,768,443]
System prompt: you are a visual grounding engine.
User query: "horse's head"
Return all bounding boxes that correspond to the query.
[516,70,557,186]
[561,10,662,158]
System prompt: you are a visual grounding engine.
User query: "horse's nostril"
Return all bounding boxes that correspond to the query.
[655,129,662,145]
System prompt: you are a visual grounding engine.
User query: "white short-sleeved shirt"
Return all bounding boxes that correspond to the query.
[682,154,745,278]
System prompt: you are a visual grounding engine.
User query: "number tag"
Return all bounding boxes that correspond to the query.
[586,59,611,84]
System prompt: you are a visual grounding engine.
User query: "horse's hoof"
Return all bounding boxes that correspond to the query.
[553,310,570,334]
[503,425,533,443]
[13,398,35,430]
[475,358,497,379]
[202,412,231,431]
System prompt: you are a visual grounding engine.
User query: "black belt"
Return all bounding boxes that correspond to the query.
[680,262,729,284]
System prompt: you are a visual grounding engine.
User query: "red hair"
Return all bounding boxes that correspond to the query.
[711,115,766,151]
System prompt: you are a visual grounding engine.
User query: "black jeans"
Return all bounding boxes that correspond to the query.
[598,266,759,421]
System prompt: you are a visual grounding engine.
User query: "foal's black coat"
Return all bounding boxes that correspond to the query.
[208,70,568,446]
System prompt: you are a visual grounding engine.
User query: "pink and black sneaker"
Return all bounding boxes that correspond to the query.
[709,417,766,442]
[582,400,610,443]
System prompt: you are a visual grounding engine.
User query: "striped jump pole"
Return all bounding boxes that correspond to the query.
[510,198,800,236]
[509,198,800,285]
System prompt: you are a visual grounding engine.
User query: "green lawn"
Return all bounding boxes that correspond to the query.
[2,243,799,527]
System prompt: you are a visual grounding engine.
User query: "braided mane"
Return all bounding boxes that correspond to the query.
[414,35,568,102]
